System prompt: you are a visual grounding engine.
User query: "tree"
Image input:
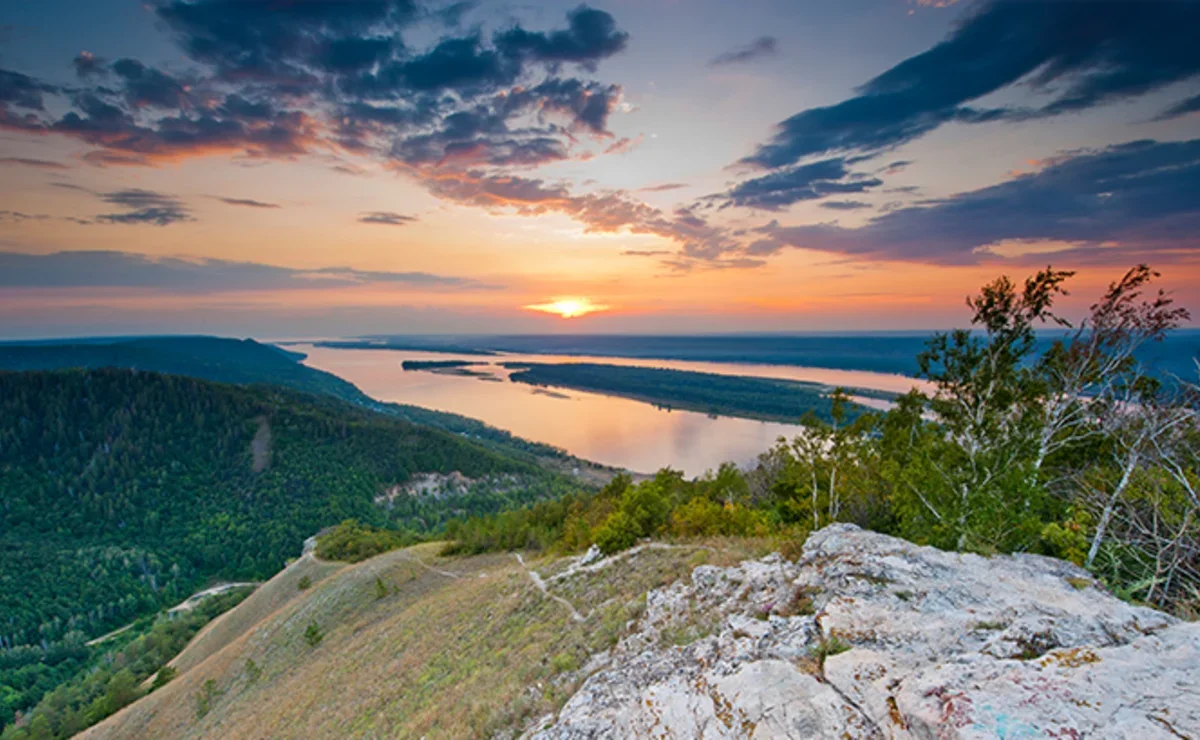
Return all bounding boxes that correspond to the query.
[913,267,1073,550]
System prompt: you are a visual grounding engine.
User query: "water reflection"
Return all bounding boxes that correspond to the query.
[299,345,924,476]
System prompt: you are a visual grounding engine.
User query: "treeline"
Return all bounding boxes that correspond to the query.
[446,266,1200,616]
[0,369,557,728]
[506,362,874,423]
[1,588,250,740]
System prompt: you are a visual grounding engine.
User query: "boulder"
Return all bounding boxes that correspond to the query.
[528,524,1194,739]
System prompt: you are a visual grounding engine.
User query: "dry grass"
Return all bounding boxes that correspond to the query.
[83,540,717,739]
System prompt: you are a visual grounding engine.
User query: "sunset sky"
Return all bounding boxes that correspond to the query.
[1,0,1198,338]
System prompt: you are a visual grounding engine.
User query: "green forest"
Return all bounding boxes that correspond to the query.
[0,335,568,462]
[447,266,1200,617]
[505,362,880,423]
[1,588,251,740]
[0,369,569,729]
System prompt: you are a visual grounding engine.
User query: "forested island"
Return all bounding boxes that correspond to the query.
[505,361,884,423]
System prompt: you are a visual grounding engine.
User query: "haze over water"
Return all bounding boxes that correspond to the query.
[300,344,923,475]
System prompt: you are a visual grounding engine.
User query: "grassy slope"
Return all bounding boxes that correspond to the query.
[83,541,769,739]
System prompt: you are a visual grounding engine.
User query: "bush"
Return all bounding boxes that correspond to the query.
[297,575,312,591]
[304,621,324,648]
[150,666,176,691]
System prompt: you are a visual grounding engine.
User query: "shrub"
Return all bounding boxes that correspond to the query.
[297,575,312,591]
[150,666,176,691]
[304,621,324,647]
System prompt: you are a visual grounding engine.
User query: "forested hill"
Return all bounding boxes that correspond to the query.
[0,370,560,684]
[0,336,363,403]
[0,336,563,461]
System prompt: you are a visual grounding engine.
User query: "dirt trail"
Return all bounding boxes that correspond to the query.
[514,553,586,623]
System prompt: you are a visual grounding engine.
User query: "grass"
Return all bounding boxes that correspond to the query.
[83,541,710,740]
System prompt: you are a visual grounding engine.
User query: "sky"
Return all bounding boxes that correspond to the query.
[1,0,1198,338]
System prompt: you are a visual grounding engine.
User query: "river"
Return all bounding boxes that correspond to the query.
[297,344,926,477]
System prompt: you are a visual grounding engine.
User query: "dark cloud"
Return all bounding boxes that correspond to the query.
[0,68,57,111]
[110,58,193,109]
[621,249,670,256]
[709,36,777,67]
[494,5,628,68]
[819,200,872,211]
[746,138,1200,264]
[0,250,494,291]
[0,157,68,169]
[154,0,418,84]
[742,1,1200,169]
[95,188,193,226]
[1156,94,1200,121]
[216,196,280,209]
[72,51,107,79]
[723,157,883,210]
[52,92,318,164]
[0,210,50,223]
[358,211,416,225]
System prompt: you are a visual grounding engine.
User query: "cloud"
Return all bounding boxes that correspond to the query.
[638,183,688,193]
[746,138,1200,265]
[216,197,280,209]
[4,3,631,181]
[0,250,495,291]
[621,249,670,256]
[741,1,1200,169]
[819,200,872,211]
[494,6,628,68]
[425,170,738,264]
[1156,94,1200,121]
[0,210,50,223]
[110,58,194,109]
[722,157,883,210]
[95,188,193,226]
[358,211,416,225]
[72,51,107,79]
[0,157,67,169]
[709,36,777,67]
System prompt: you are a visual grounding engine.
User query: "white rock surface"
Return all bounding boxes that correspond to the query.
[527,524,1196,739]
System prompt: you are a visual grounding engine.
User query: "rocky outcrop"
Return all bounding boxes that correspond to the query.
[527,524,1197,739]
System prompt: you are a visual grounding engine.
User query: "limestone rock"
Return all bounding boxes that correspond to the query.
[527,524,1194,739]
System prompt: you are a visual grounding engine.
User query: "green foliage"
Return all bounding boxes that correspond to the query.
[195,679,221,719]
[0,368,555,729]
[304,622,324,648]
[297,576,313,591]
[1,588,247,740]
[244,659,261,684]
[150,666,176,691]
[374,577,389,600]
[316,520,421,563]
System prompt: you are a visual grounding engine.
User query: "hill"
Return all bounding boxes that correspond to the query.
[0,336,570,462]
[0,368,572,729]
[70,527,1198,739]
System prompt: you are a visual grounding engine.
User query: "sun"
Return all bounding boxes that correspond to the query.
[524,297,610,319]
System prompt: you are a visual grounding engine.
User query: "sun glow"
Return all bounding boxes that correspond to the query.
[524,297,610,318]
